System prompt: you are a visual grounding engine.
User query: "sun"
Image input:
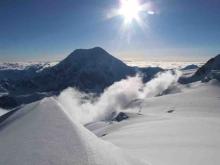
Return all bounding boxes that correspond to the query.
[118,0,143,24]
[107,0,155,29]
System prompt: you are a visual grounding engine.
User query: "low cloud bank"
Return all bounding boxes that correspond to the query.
[56,70,181,125]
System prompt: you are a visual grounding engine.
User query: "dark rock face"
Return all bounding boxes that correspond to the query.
[113,112,129,122]
[194,54,220,79]
[0,95,18,109]
[179,54,220,84]
[138,67,163,83]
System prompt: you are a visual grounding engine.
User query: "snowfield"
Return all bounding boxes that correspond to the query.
[102,80,220,165]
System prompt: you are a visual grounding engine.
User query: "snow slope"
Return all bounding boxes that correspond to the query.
[0,108,7,116]
[102,80,220,165]
[0,98,147,165]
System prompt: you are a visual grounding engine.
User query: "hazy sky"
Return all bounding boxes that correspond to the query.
[0,0,220,62]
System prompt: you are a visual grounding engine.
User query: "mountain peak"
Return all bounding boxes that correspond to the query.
[46,46,136,93]
[71,47,109,56]
[90,46,106,51]
[76,46,105,51]
[58,47,120,67]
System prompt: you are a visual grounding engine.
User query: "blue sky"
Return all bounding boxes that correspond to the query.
[0,0,220,61]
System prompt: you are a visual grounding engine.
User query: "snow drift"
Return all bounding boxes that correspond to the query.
[0,98,147,165]
[57,70,181,125]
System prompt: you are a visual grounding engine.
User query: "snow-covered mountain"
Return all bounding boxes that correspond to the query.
[0,62,57,81]
[179,54,220,83]
[0,47,162,109]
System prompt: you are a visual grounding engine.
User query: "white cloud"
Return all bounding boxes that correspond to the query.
[56,70,181,125]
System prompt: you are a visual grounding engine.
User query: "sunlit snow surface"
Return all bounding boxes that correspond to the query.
[102,80,220,165]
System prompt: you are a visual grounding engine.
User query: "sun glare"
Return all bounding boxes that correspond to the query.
[118,0,142,24]
[107,0,155,34]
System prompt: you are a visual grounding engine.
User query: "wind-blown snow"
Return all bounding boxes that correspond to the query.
[56,70,181,125]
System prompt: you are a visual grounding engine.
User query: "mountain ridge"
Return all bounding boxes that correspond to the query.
[179,54,220,83]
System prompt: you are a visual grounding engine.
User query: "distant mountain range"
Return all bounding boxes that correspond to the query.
[181,64,198,71]
[0,47,162,109]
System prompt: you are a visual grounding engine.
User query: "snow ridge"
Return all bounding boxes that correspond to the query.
[0,98,147,165]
